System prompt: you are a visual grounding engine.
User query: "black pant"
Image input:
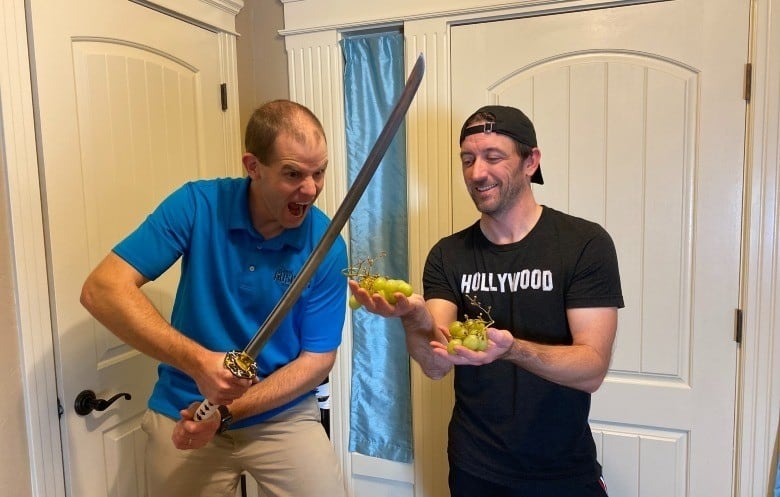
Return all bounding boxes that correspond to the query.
[449,465,608,497]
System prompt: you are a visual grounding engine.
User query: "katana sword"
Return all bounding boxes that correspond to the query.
[195,53,425,422]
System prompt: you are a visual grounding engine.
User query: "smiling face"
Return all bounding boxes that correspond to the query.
[459,129,539,217]
[243,122,328,239]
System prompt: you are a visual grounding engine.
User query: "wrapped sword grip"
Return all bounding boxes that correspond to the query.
[194,350,258,422]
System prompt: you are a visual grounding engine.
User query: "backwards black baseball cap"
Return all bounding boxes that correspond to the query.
[459,105,544,184]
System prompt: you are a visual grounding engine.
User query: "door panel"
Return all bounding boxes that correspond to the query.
[450,1,746,495]
[27,1,236,495]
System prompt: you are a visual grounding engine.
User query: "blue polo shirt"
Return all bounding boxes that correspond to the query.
[113,177,348,427]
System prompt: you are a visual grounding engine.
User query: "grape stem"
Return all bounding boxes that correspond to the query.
[464,294,494,327]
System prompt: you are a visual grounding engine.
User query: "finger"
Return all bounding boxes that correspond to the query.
[185,417,216,434]
[173,424,192,449]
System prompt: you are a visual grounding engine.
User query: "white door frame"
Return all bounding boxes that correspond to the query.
[1,0,65,495]
[737,1,780,495]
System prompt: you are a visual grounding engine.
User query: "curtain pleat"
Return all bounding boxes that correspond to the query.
[342,31,413,463]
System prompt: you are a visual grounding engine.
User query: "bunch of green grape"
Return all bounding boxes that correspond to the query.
[446,295,494,354]
[351,275,413,308]
[447,318,489,353]
[343,252,413,310]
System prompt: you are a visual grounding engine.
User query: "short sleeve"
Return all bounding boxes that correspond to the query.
[296,235,349,352]
[113,183,195,280]
[565,228,624,309]
[422,241,459,304]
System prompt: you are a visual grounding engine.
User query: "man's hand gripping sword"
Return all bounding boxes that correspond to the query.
[194,53,426,423]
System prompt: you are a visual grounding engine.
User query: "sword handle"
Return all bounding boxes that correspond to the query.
[194,350,258,422]
[194,399,219,421]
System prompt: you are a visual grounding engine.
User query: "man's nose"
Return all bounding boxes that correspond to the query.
[300,176,318,196]
[470,157,489,179]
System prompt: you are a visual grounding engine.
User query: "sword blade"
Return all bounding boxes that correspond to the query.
[243,53,425,358]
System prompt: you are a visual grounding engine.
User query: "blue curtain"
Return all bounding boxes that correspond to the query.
[342,32,413,463]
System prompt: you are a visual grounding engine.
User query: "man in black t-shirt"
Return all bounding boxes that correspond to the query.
[349,105,623,497]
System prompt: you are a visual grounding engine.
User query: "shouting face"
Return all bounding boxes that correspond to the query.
[244,125,328,239]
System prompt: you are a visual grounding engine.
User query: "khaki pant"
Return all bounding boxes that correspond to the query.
[141,396,346,497]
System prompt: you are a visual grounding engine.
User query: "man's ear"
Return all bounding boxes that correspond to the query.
[242,153,259,176]
[525,148,541,178]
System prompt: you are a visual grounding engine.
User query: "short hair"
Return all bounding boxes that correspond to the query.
[244,100,326,164]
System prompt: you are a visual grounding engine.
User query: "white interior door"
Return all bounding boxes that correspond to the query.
[450,1,747,495]
[27,1,237,495]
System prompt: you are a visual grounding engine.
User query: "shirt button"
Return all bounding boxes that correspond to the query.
[249,265,255,272]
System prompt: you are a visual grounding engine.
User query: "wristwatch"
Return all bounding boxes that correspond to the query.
[216,405,233,434]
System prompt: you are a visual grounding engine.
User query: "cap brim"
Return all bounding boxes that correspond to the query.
[531,166,544,185]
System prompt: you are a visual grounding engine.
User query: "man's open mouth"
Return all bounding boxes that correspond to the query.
[288,202,308,218]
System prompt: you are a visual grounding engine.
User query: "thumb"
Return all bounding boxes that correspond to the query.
[179,401,201,420]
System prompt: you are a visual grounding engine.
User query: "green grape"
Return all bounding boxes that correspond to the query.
[462,334,480,351]
[385,279,402,293]
[397,281,413,297]
[382,283,398,304]
[371,276,388,293]
[449,321,467,339]
[447,338,462,354]
[348,295,362,310]
[373,277,413,305]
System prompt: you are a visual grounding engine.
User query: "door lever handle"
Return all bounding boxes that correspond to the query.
[74,390,131,416]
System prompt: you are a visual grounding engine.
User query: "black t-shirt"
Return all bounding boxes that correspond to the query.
[423,206,624,485]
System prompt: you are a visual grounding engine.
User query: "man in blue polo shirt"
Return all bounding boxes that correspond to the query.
[80,100,348,497]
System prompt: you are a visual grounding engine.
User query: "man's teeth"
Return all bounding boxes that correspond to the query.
[476,184,497,192]
[290,202,308,217]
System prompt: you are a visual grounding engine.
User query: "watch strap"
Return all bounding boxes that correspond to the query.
[216,405,233,434]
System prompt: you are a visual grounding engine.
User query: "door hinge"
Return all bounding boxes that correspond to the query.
[220,83,228,111]
[57,397,64,418]
[743,63,752,103]
[734,308,743,343]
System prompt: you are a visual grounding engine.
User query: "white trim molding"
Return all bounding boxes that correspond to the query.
[1,1,66,496]
[738,0,780,495]
[130,0,244,34]
[280,0,668,35]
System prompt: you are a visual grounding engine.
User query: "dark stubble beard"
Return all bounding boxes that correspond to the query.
[471,174,527,217]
